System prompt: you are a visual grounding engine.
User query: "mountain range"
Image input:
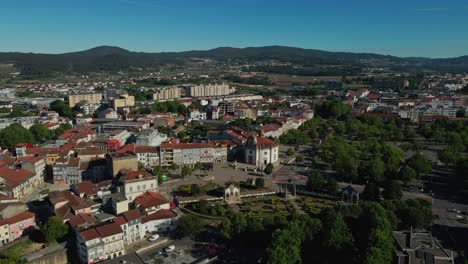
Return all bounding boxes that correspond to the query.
[1,45,467,76]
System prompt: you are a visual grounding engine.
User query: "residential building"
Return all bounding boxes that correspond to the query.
[119,144,160,168]
[68,93,103,107]
[2,211,35,242]
[135,129,168,147]
[152,87,181,101]
[77,222,125,263]
[107,152,138,177]
[189,110,207,122]
[110,94,135,111]
[159,140,227,167]
[52,156,81,185]
[141,209,177,235]
[0,166,40,199]
[186,83,235,97]
[134,191,171,215]
[121,170,158,202]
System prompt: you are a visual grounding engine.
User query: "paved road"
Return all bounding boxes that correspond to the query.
[137,237,195,264]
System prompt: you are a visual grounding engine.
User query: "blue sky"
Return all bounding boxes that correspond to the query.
[1,0,467,58]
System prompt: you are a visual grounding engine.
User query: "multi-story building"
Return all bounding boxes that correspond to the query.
[135,129,168,147]
[189,110,207,122]
[244,136,279,167]
[1,211,35,243]
[110,94,135,110]
[121,170,158,202]
[52,156,81,185]
[77,222,124,263]
[68,93,103,108]
[0,88,15,99]
[186,83,235,97]
[119,209,144,244]
[107,151,138,177]
[159,141,227,167]
[0,166,40,199]
[119,144,160,168]
[152,87,181,101]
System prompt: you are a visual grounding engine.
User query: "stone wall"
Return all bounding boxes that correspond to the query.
[28,249,68,264]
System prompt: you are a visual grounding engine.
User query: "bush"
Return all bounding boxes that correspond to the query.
[264,163,274,174]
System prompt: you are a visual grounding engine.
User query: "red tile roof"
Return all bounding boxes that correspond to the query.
[125,170,155,181]
[134,192,170,209]
[80,228,100,241]
[95,222,123,238]
[112,216,127,226]
[141,209,176,224]
[0,167,34,189]
[122,209,140,222]
[256,137,277,147]
[68,213,97,229]
[4,210,35,225]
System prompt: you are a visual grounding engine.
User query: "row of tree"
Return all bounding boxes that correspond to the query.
[0,123,72,149]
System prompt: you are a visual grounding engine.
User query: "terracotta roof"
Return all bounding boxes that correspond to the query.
[125,170,155,181]
[80,228,100,241]
[141,209,176,224]
[68,213,97,229]
[256,137,277,146]
[4,210,35,225]
[160,142,214,150]
[77,147,106,156]
[0,167,34,189]
[134,192,170,209]
[122,209,140,222]
[112,216,127,226]
[95,222,123,238]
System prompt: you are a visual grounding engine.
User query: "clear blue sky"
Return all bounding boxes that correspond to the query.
[1,0,467,58]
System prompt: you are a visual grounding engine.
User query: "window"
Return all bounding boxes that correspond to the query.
[129,187,133,192]
[142,184,146,190]
[137,186,140,191]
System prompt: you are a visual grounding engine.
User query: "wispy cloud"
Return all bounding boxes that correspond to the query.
[415,7,449,12]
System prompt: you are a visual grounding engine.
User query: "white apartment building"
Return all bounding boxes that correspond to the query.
[122,171,158,202]
[186,83,235,97]
[77,222,125,263]
[189,110,207,122]
[159,141,227,167]
[152,87,181,101]
[136,129,168,147]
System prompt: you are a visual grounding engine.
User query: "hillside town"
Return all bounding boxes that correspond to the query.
[0,71,467,264]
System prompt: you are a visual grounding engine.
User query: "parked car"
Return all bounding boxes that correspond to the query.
[455,214,464,219]
[148,234,160,242]
[451,209,462,214]
[165,245,176,252]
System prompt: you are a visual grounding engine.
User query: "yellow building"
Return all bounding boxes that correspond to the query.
[0,222,9,246]
[153,87,181,101]
[111,94,135,110]
[68,93,103,107]
[107,152,138,177]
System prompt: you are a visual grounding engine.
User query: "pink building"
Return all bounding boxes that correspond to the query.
[5,211,36,241]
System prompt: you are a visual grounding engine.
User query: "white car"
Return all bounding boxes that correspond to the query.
[451,209,462,214]
[148,234,160,242]
[455,214,464,219]
[165,245,176,252]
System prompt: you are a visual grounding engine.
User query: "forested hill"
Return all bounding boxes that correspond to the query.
[1,45,468,76]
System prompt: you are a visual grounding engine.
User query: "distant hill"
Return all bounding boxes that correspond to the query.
[0,45,467,76]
